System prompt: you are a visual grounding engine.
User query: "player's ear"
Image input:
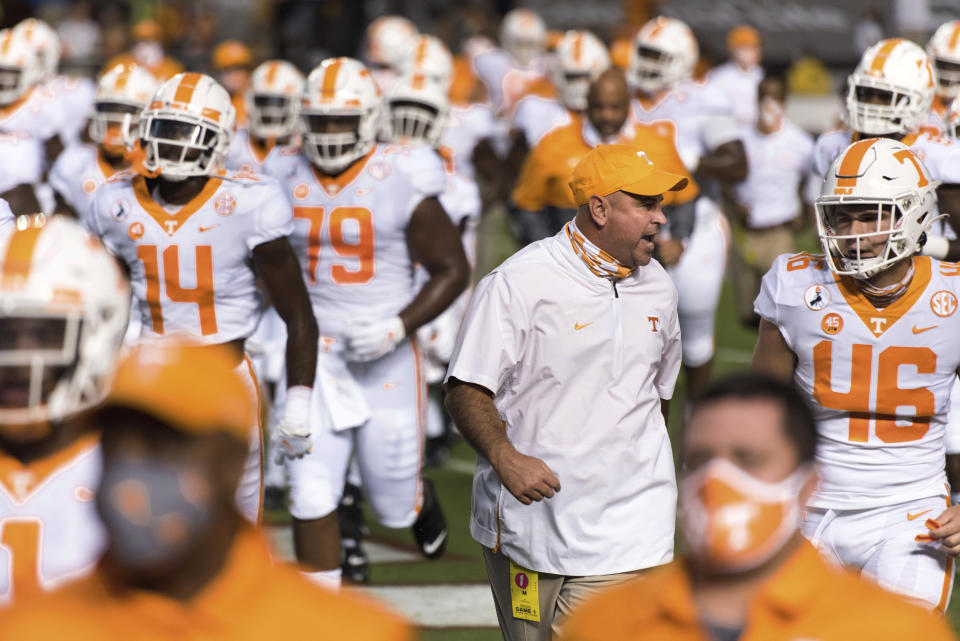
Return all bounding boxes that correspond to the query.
[588,195,608,227]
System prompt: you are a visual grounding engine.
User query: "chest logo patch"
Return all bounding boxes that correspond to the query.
[368,161,391,180]
[931,290,958,318]
[648,316,660,332]
[128,222,144,240]
[83,178,98,195]
[821,312,843,335]
[111,198,130,221]
[294,183,310,200]
[804,284,830,311]
[214,192,237,217]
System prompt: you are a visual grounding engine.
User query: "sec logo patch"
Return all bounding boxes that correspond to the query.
[368,161,391,180]
[214,192,237,216]
[82,179,98,194]
[931,290,958,317]
[821,313,843,335]
[128,222,144,240]
[804,284,830,311]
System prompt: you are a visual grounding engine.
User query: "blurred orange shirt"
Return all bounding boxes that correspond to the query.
[0,527,414,641]
[512,115,698,212]
[558,541,956,641]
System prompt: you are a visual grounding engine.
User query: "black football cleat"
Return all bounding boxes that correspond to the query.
[412,478,447,559]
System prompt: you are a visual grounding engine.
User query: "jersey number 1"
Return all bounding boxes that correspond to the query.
[138,244,218,335]
[813,340,935,443]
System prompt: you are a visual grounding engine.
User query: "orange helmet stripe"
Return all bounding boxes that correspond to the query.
[1,224,43,289]
[572,32,583,63]
[173,72,202,106]
[868,38,903,76]
[950,22,960,50]
[320,59,344,102]
[648,18,667,40]
[264,61,280,86]
[414,38,428,66]
[114,70,130,92]
[411,72,425,90]
[0,32,11,56]
[836,138,878,188]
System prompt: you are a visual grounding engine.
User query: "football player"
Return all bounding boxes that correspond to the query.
[704,25,763,127]
[226,59,305,173]
[0,214,130,605]
[627,16,746,400]
[363,15,418,93]
[87,72,319,524]
[752,137,960,611]
[812,39,960,496]
[104,19,183,82]
[266,57,469,588]
[926,21,960,130]
[48,63,158,224]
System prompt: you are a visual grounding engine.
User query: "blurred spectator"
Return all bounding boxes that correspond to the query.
[726,74,815,327]
[211,40,253,126]
[854,7,885,55]
[706,25,763,126]
[105,19,183,81]
[175,6,220,74]
[787,54,833,95]
[56,2,100,69]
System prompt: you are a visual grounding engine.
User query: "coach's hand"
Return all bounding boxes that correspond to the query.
[930,505,960,556]
[491,444,561,505]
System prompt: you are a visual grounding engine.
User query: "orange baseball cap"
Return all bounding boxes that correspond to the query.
[727,25,761,50]
[100,338,254,444]
[212,40,253,70]
[568,144,688,206]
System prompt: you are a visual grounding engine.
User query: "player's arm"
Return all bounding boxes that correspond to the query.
[252,237,318,387]
[750,319,797,382]
[696,139,748,183]
[0,184,42,215]
[928,184,960,261]
[402,196,471,332]
[445,377,561,504]
[473,137,501,210]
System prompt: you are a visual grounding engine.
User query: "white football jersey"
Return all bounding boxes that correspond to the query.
[472,48,549,116]
[510,94,572,148]
[734,120,816,228]
[0,198,12,231]
[43,75,96,145]
[0,87,61,142]
[225,128,291,175]
[756,253,960,509]
[48,143,118,227]
[89,171,294,344]
[630,81,738,171]
[0,436,104,605]
[441,103,496,180]
[267,144,444,332]
[704,61,763,126]
[813,129,960,238]
[0,132,42,195]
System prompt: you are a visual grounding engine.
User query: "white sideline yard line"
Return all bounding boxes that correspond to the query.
[266,526,420,564]
[443,457,477,475]
[715,347,753,364]
[356,584,499,628]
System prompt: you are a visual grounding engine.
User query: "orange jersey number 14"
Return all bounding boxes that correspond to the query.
[137,244,218,335]
[813,340,936,443]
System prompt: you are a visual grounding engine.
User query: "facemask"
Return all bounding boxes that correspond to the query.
[679,458,812,572]
[758,96,785,131]
[97,459,216,571]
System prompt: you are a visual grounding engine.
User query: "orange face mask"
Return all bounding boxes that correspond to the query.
[679,458,812,572]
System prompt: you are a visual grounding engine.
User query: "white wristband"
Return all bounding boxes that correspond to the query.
[922,235,949,259]
[281,385,312,436]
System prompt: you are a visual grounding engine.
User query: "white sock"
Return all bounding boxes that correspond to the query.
[301,568,342,590]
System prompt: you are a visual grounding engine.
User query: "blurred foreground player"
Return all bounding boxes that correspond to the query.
[0,215,130,605]
[559,374,956,641]
[0,339,413,640]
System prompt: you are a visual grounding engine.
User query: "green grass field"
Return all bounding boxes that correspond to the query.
[287,211,960,637]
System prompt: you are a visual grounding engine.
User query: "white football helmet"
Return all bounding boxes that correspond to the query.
[552,30,611,111]
[396,35,453,90]
[14,18,60,83]
[947,94,960,137]
[928,21,960,99]
[0,28,40,105]
[816,137,940,279]
[139,72,236,180]
[846,38,935,136]
[386,72,449,147]
[500,8,546,68]
[366,15,418,69]
[301,57,380,174]
[0,215,130,433]
[90,63,159,150]
[628,16,699,94]
[246,60,305,139]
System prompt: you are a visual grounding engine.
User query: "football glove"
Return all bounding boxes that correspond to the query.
[344,316,405,362]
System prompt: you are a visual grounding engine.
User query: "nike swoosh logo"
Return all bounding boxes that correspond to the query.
[908,510,931,521]
[198,225,219,232]
[421,530,447,556]
[574,322,593,330]
[912,325,937,334]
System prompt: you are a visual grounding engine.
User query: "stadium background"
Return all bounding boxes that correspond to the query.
[4,0,960,637]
